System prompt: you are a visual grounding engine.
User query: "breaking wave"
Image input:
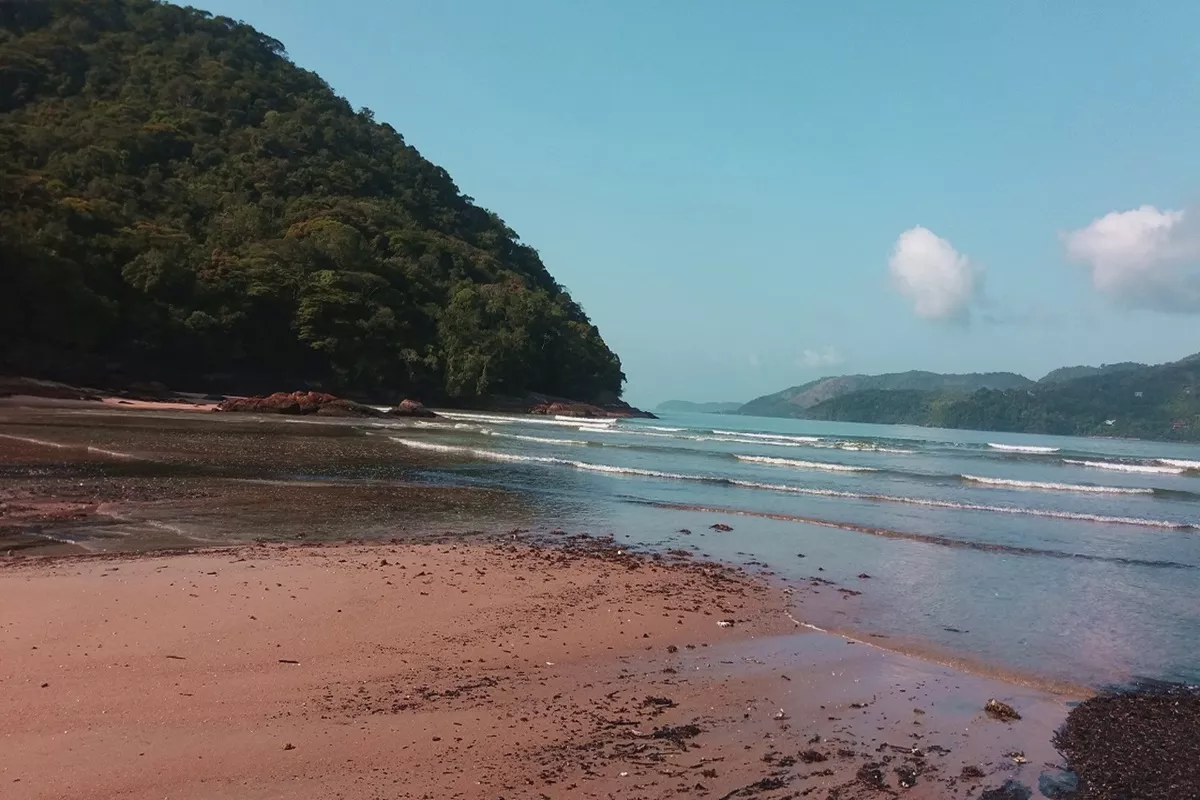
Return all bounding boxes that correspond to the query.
[988,443,1061,454]
[388,438,1191,530]
[1063,459,1185,475]
[735,454,878,473]
[1159,458,1200,470]
[962,474,1153,495]
[713,430,822,443]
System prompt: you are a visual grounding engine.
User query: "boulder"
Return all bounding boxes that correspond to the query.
[386,399,437,418]
[217,391,383,418]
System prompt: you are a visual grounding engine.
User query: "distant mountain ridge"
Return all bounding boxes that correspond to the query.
[736,354,1200,441]
[739,371,1033,418]
[1037,362,1146,384]
[655,400,742,414]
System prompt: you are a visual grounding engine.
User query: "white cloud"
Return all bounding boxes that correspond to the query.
[799,346,843,369]
[888,226,981,323]
[1064,205,1200,312]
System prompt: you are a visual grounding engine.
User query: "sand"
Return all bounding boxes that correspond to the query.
[1,538,1072,800]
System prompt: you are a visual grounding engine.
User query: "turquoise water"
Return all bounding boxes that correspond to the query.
[380,410,1200,688]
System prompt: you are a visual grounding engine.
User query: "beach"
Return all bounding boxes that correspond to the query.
[1,538,1071,800]
[2,402,1189,798]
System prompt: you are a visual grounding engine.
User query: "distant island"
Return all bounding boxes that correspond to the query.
[0,0,628,412]
[736,356,1200,441]
[655,400,743,414]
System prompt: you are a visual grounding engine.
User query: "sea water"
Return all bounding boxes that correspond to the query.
[384,410,1200,687]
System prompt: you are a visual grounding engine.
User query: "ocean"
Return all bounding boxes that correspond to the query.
[382,410,1200,689]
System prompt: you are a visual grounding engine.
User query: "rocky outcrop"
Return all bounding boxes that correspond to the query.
[525,394,655,419]
[385,399,437,418]
[216,391,384,418]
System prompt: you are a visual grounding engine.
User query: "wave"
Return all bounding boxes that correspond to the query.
[642,425,684,433]
[962,474,1153,495]
[988,443,1061,454]
[1063,459,1185,476]
[735,454,877,473]
[1159,458,1200,470]
[643,502,1196,569]
[388,437,1192,530]
[482,431,584,447]
[814,441,916,454]
[713,430,822,443]
[435,411,617,429]
[723,479,1190,529]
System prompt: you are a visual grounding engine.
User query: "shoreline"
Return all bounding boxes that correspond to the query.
[1,538,1074,799]
[8,402,1192,797]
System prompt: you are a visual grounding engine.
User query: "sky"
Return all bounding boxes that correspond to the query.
[193,0,1200,408]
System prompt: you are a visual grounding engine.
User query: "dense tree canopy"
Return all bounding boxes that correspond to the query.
[799,357,1200,441]
[0,0,625,401]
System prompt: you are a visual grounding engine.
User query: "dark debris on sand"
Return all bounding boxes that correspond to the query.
[1053,682,1200,800]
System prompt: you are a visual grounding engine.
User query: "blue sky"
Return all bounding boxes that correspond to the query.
[195,1,1200,407]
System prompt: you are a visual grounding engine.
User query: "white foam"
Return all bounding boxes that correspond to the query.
[713,430,821,443]
[1063,459,1184,475]
[735,454,877,473]
[642,425,684,433]
[962,474,1153,495]
[816,441,915,454]
[1159,458,1200,470]
[435,411,617,428]
[483,431,583,447]
[987,443,1061,454]
[725,479,1186,529]
[387,437,1189,530]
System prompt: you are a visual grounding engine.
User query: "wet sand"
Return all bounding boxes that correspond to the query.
[0,539,1072,800]
[0,405,1082,798]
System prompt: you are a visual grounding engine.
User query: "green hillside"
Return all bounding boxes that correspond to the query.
[1038,362,1145,384]
[800,357,1200,440]
[738,371,1033,418]
[0,0,624,402]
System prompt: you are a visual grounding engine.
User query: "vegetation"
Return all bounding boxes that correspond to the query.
[797,356,1200,441]
[1038,362,1145,384]
[738,371,1032,417]
[0,0,624,402]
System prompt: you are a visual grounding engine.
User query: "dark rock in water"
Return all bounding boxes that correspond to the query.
[1053,683,1200,800]
[978,780,1032,800]
[894,765,917,788]
[798,749,827,764]
[217,391,383,418]
[857,572,871,579]
[961,765,986,779]
[386,399,436,418]
[1038,769,1079,799]
[985,699,1022,721]
[709,523,733,532]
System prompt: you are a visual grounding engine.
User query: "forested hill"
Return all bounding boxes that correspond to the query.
[738,371,1032,418]
[755,356,1200,441]
[0,0,624,403]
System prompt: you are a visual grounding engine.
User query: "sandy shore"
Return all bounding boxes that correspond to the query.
[0,537,1072,800]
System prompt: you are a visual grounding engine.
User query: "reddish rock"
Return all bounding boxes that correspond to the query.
[216,391,383,418]
[386,399,437,418]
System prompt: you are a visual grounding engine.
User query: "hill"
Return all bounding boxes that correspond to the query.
[738,371,1033,418]
[1038,362,1145,384]
[655,400,743,414]
[0,0,624,404]
[798,356,1200,440]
